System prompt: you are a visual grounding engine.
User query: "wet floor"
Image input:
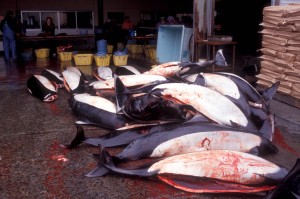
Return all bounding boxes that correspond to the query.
[0,55,300,199]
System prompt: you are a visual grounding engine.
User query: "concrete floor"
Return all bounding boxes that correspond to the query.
[0,54,300,199]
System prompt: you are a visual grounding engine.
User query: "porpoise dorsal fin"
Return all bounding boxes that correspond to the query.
[261,81,280,106]
[258,114,275,141]
[114,75,131,113]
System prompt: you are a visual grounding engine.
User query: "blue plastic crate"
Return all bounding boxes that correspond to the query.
[156,25,193,63]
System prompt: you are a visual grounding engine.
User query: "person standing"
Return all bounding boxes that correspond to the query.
[122,16,134,31]
[0,10,17,61]
[121,16,134,47]
[41,16,55,57]
[42,17,55,36]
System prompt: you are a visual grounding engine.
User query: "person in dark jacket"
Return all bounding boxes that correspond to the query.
[0,10,17,61]
[42,16,55,36]
[15,17,26,38]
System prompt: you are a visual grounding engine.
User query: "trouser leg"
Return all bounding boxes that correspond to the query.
[9,35,17,59]
[3,35,10,60]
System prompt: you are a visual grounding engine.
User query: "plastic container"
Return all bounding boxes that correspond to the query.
[156,25,193,63]
[35,48,50,58]
[59,52,73,61]
[149,48,157,60]
[73,54,94,65]
[144,45,156,57]
[97,39,107,53]
[144,45,150,57]
[94,54,112,67]
[113,55,128,66]
[128,44,143,54]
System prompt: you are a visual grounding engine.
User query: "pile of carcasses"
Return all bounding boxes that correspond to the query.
[27,61,300,197]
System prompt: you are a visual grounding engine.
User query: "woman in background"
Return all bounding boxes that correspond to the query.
[122,16,134,31]
[121,16,134,47]
[42,17,55,36]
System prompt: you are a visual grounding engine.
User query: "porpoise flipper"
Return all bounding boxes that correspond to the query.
[59,125,86,149]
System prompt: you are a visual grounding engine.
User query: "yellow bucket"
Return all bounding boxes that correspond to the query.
[73,54,94,65]
[94,54,112,67]
[113,55,128,66]
[59,52,73,61]
[35,48,50,58]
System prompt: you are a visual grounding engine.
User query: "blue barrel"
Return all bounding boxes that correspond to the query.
[97,39,107,53]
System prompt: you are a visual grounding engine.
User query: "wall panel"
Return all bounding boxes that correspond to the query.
[0,0,98,24]
[0,0,193,26]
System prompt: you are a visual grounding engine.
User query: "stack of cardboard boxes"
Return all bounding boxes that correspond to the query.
[257,4,300,99]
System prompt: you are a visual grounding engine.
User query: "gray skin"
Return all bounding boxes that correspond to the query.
[62,114,210,149]
[85,119,277,177]
[181,73,270,129]
[68,94,133,130]
[86,145,285,188]
[114,119,277,162]
[215,72,280,111]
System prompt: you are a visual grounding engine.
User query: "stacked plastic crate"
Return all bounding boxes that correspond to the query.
[257,4,300,99]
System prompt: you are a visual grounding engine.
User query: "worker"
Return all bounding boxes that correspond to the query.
[0,10,17,61]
